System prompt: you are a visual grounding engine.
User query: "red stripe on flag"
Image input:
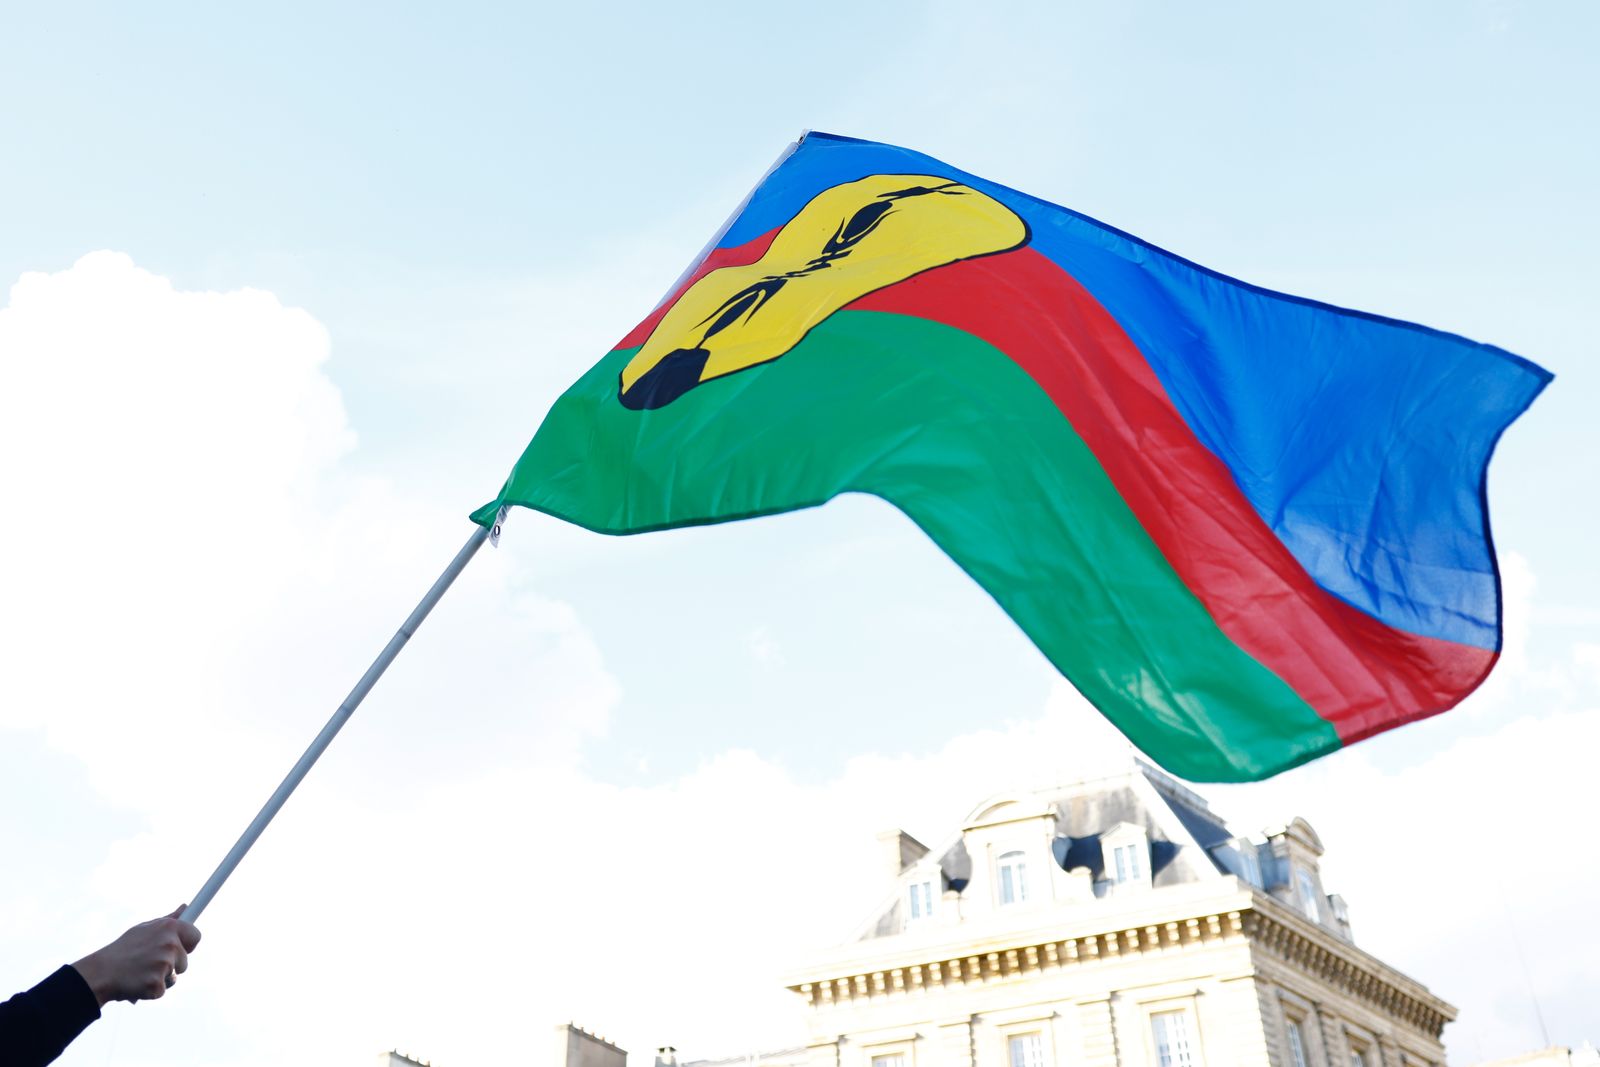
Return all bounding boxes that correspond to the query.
[847,250,1493,743]
[614,229,783,351]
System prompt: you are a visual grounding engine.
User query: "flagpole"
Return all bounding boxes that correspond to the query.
[180,523,492,923]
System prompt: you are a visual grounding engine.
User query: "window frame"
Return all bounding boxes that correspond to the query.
[863,1038,915,1067]
[1278,993,1317,1067]
[1098,823,1151,894]
[1284,1019,1309,1067]
[1006,1030,1045,1067]
[1137,994,1206,1067]
[907,878,935,922]
[1148,1008,1199,1067]
[996,849,1029,906]
[993,1013,1056,1067]
[1239,844,1261,887]
[1344,1026,1376,1067]
[1112,841,1143,884]
[1296,868,1323,921]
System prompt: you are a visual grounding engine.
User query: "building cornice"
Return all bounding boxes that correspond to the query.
[1244,902,1456,1037]
[784,885,1454,1040]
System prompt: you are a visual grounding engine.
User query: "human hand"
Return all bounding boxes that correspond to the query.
[71,906,203,1005]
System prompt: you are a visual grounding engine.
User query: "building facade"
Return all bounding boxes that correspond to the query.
[782,762,1455,1067]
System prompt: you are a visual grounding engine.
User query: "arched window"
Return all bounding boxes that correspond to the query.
[997,850,1028,905]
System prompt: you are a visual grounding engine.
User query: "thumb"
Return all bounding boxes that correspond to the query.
[167,905,186,920]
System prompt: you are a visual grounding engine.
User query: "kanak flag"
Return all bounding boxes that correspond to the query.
[475,132,1549,782]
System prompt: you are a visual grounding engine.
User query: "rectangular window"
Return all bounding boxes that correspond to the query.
[1008,1033,1043,1067]
[998,852,1027,905]
[1297,869,1322,921]
[1350,1052,1367,1067]
[1285,1020,1308,1067]
[1150,1011,1196,1067]
[908,881,933,920]
[871,1055,904,1067]
[1113,843,1142,883]
[1240,847,1261,887]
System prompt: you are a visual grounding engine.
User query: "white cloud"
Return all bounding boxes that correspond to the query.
[0,251,346,739]
[0,254,623,1066]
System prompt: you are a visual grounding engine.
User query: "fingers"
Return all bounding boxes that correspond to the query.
[147,913,202,952]
[117,912,201,1002]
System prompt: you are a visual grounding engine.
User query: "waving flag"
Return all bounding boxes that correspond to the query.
[475,132,1548,782]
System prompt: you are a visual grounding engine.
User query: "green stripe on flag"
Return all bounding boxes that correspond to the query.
[476,310,1339,780]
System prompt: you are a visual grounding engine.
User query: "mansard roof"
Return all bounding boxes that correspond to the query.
[858,759,1243,940]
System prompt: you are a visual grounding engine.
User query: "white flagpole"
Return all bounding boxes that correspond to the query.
[180,523,492,923]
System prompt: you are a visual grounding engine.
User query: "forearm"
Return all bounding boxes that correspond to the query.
[0,965,102,1067]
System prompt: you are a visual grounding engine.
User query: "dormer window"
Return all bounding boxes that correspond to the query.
[1098,823,1151,894]
[907,879,935,921]
[1296,868,1322,921]
[1112,842,1143,884]
[1240,845,1261,887]
[997,850,1028,905]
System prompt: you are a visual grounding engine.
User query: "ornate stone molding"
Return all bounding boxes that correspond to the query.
[1242,909,1455,1038]
[791,910,1248,1007]
[789,901,1454,1042]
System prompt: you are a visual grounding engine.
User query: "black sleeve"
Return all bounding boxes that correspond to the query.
[0,965,102,1067]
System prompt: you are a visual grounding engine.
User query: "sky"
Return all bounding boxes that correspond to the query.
[1,2,1596,1065]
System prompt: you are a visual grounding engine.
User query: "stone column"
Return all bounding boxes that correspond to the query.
[1076,997,1119,1067]
[937,1017,975,1067]
[1375,1035,1403,1067]
[1255,983,1290,1067]
[806,1037,842,1067]
[1213,973,1273,1066]
[1315,1006,1346,1066]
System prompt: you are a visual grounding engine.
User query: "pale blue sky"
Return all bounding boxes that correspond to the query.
[10,0,1594,782]
[2,3,1597,1064]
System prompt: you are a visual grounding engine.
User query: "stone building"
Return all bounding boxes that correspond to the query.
[781,761,1455,1067]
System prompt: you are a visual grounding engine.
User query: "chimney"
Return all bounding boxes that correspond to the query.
[875,829,929,881]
